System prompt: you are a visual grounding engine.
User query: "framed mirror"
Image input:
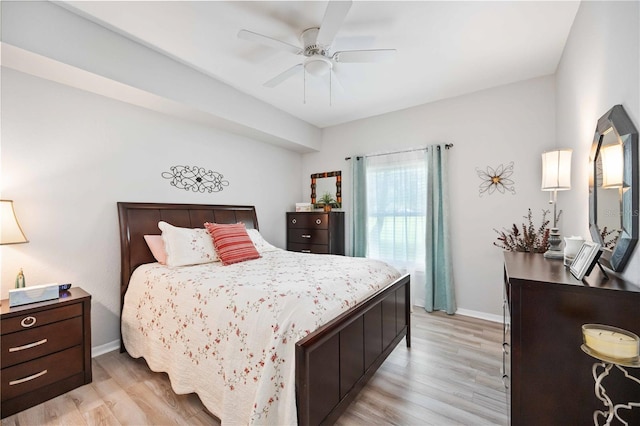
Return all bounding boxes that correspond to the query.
[311,171,342,208]
[589,104,638,271]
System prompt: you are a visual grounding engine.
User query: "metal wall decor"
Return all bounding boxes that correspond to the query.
[162,165,229,193]
[476,161,516,196]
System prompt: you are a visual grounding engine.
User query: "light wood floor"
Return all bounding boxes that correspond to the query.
[2,310,507,425]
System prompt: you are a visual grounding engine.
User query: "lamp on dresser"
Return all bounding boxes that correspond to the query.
[541,149,572,259]
[0,200,29,289]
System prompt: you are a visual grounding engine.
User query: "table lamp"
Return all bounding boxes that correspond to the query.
[1,200,29,288]
[541,149,572,259]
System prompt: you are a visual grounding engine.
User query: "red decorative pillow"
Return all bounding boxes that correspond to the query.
[204,222,260,266]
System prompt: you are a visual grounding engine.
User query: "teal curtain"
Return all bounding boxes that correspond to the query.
[424,145,456,314]
[352,157,367,257]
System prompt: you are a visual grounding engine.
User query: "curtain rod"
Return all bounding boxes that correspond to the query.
[345,143,453,161]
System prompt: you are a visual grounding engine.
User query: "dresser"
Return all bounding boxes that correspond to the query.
[503,252,640,425]
[1,287,92,418]
[286,211,345,255]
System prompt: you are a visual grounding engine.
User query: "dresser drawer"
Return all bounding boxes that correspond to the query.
[1,304,82,335]
[1,345,83,401]
[288,243,330,254]
[288,229,329,245]
[288,213,329,229]
[1,317,83,368]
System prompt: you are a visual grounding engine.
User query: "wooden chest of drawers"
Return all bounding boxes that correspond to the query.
[286,211,345,255]
[1,287,92,418]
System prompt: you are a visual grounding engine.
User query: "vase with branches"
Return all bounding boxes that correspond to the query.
[494,208,560,253]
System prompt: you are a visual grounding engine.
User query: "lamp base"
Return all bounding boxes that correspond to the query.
[544,228,564,259]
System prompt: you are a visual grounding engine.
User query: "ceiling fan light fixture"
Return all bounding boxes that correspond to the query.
[304,56,332,77]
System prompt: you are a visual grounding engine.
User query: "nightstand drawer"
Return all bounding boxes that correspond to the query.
[1,345,83,401]
[1,317,83,368]
[1,304,82,335]
[288,213,329,229]
[288,229,329,245]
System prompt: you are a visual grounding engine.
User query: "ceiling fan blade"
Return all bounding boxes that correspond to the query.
[263,64,303,88]
[333,49,396,63]
[238,29,302,55]
[316,0,353,47]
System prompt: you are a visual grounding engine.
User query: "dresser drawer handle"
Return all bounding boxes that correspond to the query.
[315,219,322,225]
[291,218,297,224]
[20,316,37,328]
[301,250,311,253]
[9,339,48,352]
[301,234,311,238]
[502,374,509,390]
[9,369,48,386]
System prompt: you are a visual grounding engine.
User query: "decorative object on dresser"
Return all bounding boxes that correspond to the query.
[569,241,603,281]
[1,287,92,418]
[581,324,640,425]
[589,104,639,272]
[493,208,551,253]
[0,200,29,289]
[563,235,585,266]
[287,211,345,254]
[541,148,572,259]
[503,252,640,425]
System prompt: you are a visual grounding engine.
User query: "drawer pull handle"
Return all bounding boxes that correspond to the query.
[291,218,297,224]
[20,316,37,328]
[502,374,510,390]
[315,219,322,225]
[301,250,311,253]
[9,369,48,386]
[9,339,48,352]
[301,234,311,238]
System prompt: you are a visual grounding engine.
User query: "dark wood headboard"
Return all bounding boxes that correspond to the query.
[117,202,259,309]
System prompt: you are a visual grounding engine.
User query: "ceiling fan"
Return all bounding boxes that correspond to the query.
[237,0,396,91]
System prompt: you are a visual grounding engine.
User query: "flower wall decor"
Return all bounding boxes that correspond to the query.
[476,161,516,196]
[162,165,229,193]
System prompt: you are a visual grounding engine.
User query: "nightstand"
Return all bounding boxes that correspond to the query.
[1,287,92,418]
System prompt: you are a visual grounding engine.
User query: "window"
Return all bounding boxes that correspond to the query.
[365,150,426,270]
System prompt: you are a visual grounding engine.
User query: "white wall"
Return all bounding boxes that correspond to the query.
[1,68,303,349]
[556,1,640,282]
[303,76,555,318]
[2,1,321,153]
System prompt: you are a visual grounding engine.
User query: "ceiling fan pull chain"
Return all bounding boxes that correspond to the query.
[303,68,307,105]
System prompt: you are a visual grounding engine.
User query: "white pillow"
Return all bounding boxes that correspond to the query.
[158,221,219,267]
[247,228,278,253]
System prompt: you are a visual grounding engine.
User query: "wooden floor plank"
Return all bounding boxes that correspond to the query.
[1,309,507,425]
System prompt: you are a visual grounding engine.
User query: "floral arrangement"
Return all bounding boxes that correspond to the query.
[494,208,560,253]
[600,226,621,250]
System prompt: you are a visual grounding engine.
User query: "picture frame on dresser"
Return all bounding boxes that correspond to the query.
[570,241,602,280]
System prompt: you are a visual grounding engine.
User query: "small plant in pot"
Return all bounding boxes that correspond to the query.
[319,192,336,212]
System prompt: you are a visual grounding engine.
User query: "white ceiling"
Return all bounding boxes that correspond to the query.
[61,1,580,128]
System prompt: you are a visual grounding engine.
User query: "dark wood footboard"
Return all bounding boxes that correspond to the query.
[295,273,411,425]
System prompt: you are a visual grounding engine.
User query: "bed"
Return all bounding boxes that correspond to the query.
[118,202,411,425]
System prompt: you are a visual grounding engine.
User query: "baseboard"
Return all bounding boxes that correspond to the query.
[413,302,502,324]
[454,308,502,323]
[92,339,120,358]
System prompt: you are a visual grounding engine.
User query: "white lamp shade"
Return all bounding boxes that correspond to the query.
[0,200,28,245]
[541,149,572,191]
[601,143,624,189]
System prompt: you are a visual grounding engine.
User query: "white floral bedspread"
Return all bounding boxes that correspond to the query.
[121,248,400,425]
